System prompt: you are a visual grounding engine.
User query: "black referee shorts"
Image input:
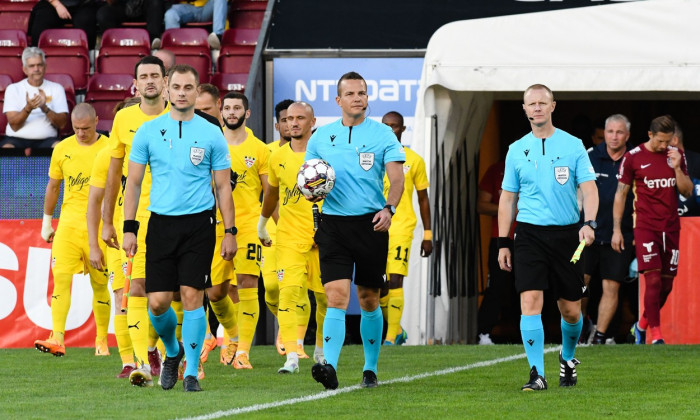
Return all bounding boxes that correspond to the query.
[314,213,388,289]
[145,209,215,293]
[584,241,635,282]
[513,222,585,301]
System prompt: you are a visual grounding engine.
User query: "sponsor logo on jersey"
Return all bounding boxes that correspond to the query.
[643,177,676,189]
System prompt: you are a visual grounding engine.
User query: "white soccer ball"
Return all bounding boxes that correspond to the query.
[297,159,336,198]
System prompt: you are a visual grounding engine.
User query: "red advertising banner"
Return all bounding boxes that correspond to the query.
[0,220,116,348]
[639,217,700,344]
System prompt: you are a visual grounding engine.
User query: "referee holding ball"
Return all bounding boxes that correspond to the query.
[498,84,598,391]
[122,64,237,392]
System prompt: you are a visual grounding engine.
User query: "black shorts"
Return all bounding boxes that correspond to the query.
[584,242,635,282]
[145,209,215,293]
[513,222,585,301]
[314,213,388,289]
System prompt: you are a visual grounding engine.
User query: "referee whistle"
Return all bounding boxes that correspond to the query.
[312,204,319,231]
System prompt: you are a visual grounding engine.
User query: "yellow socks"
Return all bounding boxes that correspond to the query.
[127,296,150,367]
[50,272,73,344]
[387,288,404,341]
[296,287,310,344]
[236,287,259,354]
[314,291,327,348]
[210,295,238,339]
[379,292,390,320]
[171,300,184,341]
[278,286,300,353]
[114,313,134,365]
[90,277,111,340]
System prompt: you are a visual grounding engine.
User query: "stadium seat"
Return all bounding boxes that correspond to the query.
[85,73,133,133]
[38,29,90,90]
[220,28,259,55]
[96,28,151,75]
[229,8,265,29]
[44,73,76,137]
[0,0,36,32]
[160,28,212,82]
[0,29,28,82]
[0,73,12,136]
[211,72,246,96]
[217,53,252,75]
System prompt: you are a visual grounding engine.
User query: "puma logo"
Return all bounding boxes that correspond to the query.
[243,311,256,318]
[390,305,402,310]
[295,304,307,310]
[51,295,59,300]
[129,321,140,330]
[97,300,110,306]
[278,308,291,313]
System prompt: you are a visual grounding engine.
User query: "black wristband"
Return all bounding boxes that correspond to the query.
[497,236,513,249]
[123,220,140,235]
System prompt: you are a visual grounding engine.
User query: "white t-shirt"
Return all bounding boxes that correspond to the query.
[3,78,69,139]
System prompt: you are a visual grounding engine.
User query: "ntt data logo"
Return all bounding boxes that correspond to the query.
[295,79,420,103]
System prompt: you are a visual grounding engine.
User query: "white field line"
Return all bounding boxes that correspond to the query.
[178,346,562,420]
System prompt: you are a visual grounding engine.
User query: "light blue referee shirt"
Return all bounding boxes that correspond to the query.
[502,128,595,226]
[130,113,230,216]
[306,117,405,216]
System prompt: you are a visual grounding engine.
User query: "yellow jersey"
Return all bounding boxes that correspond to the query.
[268,142,321,245]
[265,139,285,236]
[109,102,170,218]
[90,145,123,226]
[383,147,429,236]
[228,130,270,230]
[49,134,109,229]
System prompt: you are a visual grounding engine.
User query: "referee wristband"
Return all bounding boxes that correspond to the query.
[123,220,140,235]
[424,230,433,241]
[497,237,513,249]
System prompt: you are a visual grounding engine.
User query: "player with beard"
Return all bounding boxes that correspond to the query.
[101,55,170,387]
[221,92,270,369]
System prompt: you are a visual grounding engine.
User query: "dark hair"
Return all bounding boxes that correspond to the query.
[134,55,166,79]
[167,64,199,86]
[223,92,249,111]
[382,111,404,126]
[649,115,676,135]
[337,71,366,96]
[198,83,220,100]
[275,99,294,122]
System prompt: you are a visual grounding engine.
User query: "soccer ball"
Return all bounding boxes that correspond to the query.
[297,159,335,198]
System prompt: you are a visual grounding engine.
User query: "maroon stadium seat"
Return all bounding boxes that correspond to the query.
[38,29,90,90]
[160,28,211,82]
[0,73,13,136]
[220,28,258,55]
[217,53,252,74]
[44,73,76,137]
[211,72,246,96]
[85,73,133,132]
[0,0,36,32]
[96,28,150,75]
[0,29,28,82]
[230,9,265,29]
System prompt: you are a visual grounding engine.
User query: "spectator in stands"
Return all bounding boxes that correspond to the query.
[613,115,692,345]
[590,120,605,148]
[671,124,700,217]
[584,114,635,345]
[195,83,223,126]
[97,0,165,49]
[156,0,227,50]
[153,48,176,70]
[28,0,100,50]
[475,159,518,345]
[1,47,68,150]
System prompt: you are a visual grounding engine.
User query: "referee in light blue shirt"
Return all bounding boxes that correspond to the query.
[498,84,598,392]
[306,71,405,390]
[122,64,237,393]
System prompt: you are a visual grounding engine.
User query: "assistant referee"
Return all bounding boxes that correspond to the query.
[122,64,237,392]
[498,84,598,391]
[307,71,405,390]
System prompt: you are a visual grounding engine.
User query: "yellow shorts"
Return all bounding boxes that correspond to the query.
[386,234,413,277]
[211,230,235,286]
[51,225,109,285]
[233,229,262,277]
[106,243,126,291]
[276,243,323,293]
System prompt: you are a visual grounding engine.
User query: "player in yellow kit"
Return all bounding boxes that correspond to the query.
[34,103,112,358]
[380,111,433,345]
[259,101,327,373]
[221,91,270,369]
[262,99,294,356]
[102,56,170,387]
[87,139,136,378]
